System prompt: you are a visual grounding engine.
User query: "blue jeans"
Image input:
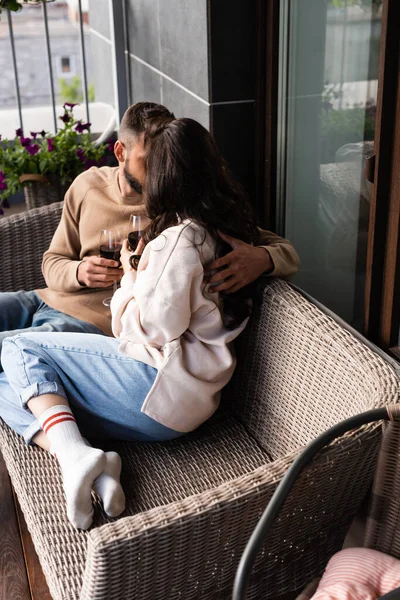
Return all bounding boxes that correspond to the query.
[0,332,182,444]
[0,291,104,373]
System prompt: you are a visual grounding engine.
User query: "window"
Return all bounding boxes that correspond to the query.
[61,56,71,73]
[276,0,382,331]
[57,55,76,77]
[259,0,400,354]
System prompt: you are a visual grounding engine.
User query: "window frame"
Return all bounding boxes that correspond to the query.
[363,0,400,349]
[257,0,400,356]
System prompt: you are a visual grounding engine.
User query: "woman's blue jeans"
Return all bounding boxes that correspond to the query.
[0,331,181,444]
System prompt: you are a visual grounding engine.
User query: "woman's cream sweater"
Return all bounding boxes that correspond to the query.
[111,220,248,432]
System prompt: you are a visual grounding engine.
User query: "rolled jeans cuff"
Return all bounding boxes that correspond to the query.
[23,419,42,445]
[19,381,67,408]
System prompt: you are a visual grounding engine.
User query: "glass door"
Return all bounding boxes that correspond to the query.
[277,0,383,330]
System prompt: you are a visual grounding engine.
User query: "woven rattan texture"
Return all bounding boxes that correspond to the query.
[0,414,269,599]
[80,426,381,600]
[24,182,68,211]
[0,279,398,599]
[228,279,399,459]
[365,420,400,557]
[0,202,63,292]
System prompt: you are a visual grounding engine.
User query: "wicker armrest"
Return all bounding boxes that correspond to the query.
[81,423,382,600]
[0,202,62,292]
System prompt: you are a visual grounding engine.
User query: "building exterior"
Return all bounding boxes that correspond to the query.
[0,1,92,109]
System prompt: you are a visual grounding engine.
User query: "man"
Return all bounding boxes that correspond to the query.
[0,102,299,370]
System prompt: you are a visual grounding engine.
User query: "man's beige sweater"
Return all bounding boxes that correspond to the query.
[36,166,300,336]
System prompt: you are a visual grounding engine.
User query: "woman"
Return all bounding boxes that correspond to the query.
[0,118,259,530]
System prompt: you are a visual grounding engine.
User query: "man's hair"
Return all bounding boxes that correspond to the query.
[119,102,175,145]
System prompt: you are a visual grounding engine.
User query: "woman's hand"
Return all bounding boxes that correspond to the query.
[120,238,146,274]
[120,239,134,274]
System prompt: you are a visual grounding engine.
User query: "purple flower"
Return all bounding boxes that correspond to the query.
[63,102,79,109]
[60,113,71,124]
[47,138,54,152]
[0,172,7,191]
[75,121,91,133]
[26,144,39,156]
[84,159,97,170]
[40,130,46,137]
[16,128,23,137]
[107,139,114,153]
[30,131,38,139]
[76,148,86,162]
[20,136,32,147]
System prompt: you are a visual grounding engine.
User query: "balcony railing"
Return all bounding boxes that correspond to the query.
[4,0,128,137]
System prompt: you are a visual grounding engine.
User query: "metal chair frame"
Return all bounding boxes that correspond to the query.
[233,405,400,600]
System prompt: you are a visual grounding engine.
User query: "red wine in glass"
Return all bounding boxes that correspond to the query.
[128,214,143,251]
[99,229,122,306]
[99,243,122,265]
[127,232,140,250]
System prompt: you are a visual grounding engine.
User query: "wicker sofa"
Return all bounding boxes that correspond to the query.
[0,203,399,600]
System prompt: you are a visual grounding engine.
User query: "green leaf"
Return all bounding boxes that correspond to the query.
[5,0,23,13]
[28,160,38,174]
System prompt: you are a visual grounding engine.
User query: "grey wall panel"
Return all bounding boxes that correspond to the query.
[126,0,161,70]
[126,0,208,102]
[130,56,162,105]
[89,0,111,41]
[158,0,209,101]
[161,78,210,129]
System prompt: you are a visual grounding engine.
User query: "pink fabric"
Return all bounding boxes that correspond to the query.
[310,548,400,600]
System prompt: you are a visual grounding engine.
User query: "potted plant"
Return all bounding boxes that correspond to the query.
[0,103,113,213]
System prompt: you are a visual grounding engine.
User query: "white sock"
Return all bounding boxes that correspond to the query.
[40,405,106,530]
[80,438,125,517]
[93,452,126,517]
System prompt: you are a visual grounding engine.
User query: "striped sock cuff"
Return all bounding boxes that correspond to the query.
[39,405,76,435]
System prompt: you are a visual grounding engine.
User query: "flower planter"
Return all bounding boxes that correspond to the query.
[19,174,69,210]
[1,104,110,213]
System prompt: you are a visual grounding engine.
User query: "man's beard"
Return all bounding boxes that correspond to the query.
[124,167,143,194]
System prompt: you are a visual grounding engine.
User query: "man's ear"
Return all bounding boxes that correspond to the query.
[114,140,125,164]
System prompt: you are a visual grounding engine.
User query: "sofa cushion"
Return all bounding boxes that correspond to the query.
[309,548,400,600]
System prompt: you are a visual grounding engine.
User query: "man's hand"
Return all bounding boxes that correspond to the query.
[77,256,122,288]
[204,231,274,294]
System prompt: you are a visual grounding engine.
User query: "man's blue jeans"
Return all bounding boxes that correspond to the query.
[0,291,104,372]
[0,331,182,444]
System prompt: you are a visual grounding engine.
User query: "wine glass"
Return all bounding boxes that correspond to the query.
[99,228,122,307]
[127,213,143,252]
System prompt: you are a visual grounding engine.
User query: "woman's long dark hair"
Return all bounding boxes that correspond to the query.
[141,117,259,329]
